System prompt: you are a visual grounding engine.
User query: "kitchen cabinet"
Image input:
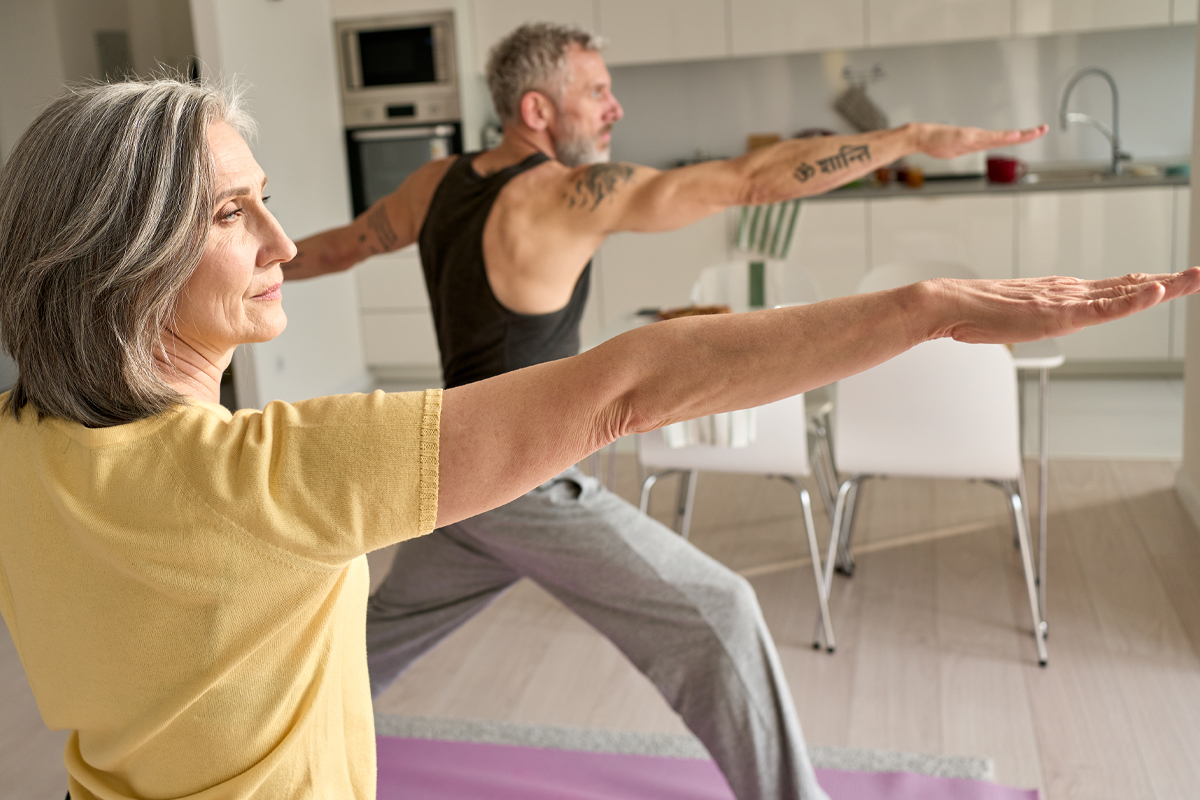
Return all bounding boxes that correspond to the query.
[729,0,864,57]
[868,194,1016,279]
[356,248,430,312]
[598,0,726,66]
[356,247,441,368]
[1016,187,1174,362]
[1173,186,1189,359]
[787,200,869,300]
[1175,0,1199,24]
[473,0,594,72]
[1013,0,1171,35]
[596,213,730,324]
[361,311,440,367]
[867,0,1013,47]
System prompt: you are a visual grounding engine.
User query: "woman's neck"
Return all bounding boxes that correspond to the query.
[155,330,230,404]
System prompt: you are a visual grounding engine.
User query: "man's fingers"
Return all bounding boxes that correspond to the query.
[986,124,1048,145]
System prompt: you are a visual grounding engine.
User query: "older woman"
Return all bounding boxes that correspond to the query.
[0,78,1195,800]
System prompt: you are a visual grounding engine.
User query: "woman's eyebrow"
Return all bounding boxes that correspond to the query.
[215,177,269,204]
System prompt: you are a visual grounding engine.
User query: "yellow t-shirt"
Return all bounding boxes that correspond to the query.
[0,389,441,799]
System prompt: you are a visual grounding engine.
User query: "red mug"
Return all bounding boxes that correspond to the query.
[987,156,1028,184]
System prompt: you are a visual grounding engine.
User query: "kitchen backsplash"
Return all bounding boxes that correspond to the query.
[606,25,1195,168]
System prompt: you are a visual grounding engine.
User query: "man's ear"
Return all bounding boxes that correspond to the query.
[519,90,556,132]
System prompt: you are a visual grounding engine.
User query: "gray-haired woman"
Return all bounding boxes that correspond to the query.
[0,78,1194,800]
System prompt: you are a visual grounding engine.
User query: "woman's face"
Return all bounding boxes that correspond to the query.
[171,122,296,361]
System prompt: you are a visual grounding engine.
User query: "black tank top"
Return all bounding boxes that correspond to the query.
[418,152,592,389]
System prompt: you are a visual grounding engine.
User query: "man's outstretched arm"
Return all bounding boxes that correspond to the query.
[282,157,454,281]
[433,268,1200,527]
[553,122,1047,236]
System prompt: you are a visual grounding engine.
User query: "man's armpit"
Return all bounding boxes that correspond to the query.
[560,163,636,211]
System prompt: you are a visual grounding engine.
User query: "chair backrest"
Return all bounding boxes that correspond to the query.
[834,337,1021,480]
[638,393,811,477]
[690,260,822,312]
[856,261,981,294]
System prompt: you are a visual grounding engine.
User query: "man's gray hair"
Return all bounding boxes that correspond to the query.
[486,22,604,125]
[0,78,254,427]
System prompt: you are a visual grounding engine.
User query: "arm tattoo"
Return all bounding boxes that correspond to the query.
[367,204,401,252]
[793,162,815,182]
[561,163,636,211]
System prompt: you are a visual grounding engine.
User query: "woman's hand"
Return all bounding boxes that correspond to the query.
[922,268,1200,344]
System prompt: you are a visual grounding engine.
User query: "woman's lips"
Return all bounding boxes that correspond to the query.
[253,283,282,301]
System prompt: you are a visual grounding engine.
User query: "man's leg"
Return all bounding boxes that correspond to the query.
[366,528,520,697]
[440,466,829,800]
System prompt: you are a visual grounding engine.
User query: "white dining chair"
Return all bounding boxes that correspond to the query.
[639,393,837,652]
[830,260,1031,575]
[820,335,1049,665]
[637,260,839,651]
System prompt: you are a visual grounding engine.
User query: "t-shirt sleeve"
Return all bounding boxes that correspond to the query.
[164,389,440,566]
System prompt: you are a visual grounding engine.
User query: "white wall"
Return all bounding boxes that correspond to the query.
[609,25,1196,168]
[191,0,373,406]
[0,0,67,164]
[1177,21,1200,531]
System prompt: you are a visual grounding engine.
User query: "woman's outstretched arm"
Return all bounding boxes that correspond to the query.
[435,269,1200,527]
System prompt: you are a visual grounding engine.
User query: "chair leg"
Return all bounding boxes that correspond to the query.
[835,479,862,576]
[639,471,669,515]
[808,418,838,517]
[676,469,698,540]
[813,478,856,650]
[780,478,836,653]
[1004,481,1049,667]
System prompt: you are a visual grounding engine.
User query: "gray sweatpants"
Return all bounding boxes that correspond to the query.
[366,467,830,800]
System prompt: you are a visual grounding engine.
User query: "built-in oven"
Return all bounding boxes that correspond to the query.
[346,123,462,216]
[335,11,460,128]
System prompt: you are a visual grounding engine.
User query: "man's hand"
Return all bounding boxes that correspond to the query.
[909,122,1048,160]
[922,268,1200,344]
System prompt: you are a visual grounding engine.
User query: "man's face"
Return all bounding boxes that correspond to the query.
[547,46,624,167]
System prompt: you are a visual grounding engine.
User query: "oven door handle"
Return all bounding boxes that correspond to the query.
[351,125,456,142]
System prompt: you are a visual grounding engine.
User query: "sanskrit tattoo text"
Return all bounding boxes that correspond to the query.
[794,144,872,184]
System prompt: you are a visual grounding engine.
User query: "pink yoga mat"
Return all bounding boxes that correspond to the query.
[376,736,1040,800]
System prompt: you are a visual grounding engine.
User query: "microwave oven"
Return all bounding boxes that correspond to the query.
[335,11,460,128]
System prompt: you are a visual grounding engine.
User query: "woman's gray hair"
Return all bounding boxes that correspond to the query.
[486,22,604,125]
[0,78,253,427]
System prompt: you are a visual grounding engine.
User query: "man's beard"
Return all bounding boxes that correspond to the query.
[553,119,611,167]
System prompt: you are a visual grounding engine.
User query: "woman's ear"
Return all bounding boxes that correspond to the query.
[519,90,555,133]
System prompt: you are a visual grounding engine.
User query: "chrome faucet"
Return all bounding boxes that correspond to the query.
[1059,67,1131,176]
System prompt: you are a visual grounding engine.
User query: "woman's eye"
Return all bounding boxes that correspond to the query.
[219,207,242,223]
[262,195,271,205]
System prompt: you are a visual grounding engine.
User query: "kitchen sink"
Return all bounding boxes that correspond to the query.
[1021,164,1164,186]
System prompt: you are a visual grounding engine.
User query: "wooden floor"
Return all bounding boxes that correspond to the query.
[5,457,1200,798]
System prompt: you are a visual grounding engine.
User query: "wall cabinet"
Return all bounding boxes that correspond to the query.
[472,0,1189,72]
[1014,0,1171,35]
[867,0,1013,46]
[473,0,594,72]
[1017,187,1175,362]
[598,0,727,66]
[729,0,864,57]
